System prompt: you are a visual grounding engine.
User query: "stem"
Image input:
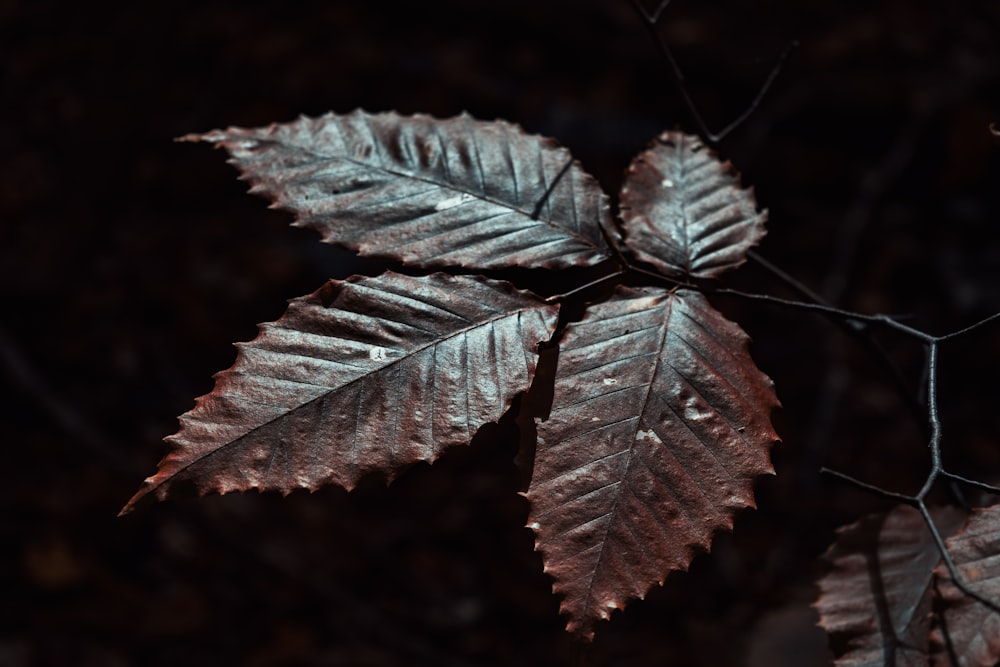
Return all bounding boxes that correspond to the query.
[819,467,916,504]
[710,41,798,142]
[711,288,883,324]
[625,264,695,290]
[747,250,828,306]
[544,270,627,303]
[941,471,1000,496]
[626,0,793,143]
[937,311,1000,342]
[915,343,941,501]
[919,502,1000,615]
[745,251,928,427]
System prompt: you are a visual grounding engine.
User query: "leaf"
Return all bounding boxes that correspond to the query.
[618,131,767,280]
[931,504,1000,666]
[121,272,559,514]
[524,286,779,638]
[185,110,616,271]
[813,504,966,666]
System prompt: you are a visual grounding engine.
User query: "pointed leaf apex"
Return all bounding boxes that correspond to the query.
[185,110,615,271]
[123,273,559,514]
[620,131,767,280]
[526,287,778,639]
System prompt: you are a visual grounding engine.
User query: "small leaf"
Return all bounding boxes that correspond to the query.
[186,110,616,271]
[525,286,779,638]
[121,272,558,514]
[619,131,767,280]
[814,504,966,667]
[931,504,1000,666]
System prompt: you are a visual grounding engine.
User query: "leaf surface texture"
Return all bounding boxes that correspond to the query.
[932,505,1000,666]
[814,505,966,666]
[188,110,615,270]
[122,272,558,513]
[525,286,779,637]
[619,131,766,279]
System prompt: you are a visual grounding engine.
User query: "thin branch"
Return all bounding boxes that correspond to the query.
[626,0,794,143]
[747,249,829,307]
[918,501,1000,615]
[824,471,1000,616]
[915,343,941,501]
[746,250,928,426]
[624,263,695,290]
[711,288,883,325]
[819,467,917,505]
[628,0,685,84]
[709,41,798,143]
[823,337,1000,617]
[713,285,933,341]
[545,269,627,303]
[937,310,1000,342]
[612,16,1000,619]
[633,0,672,24]
[932,577,963,666]
[940,471,1000,496]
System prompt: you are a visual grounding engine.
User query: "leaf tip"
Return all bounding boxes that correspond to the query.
[117,476,158,517]
[176,131,224,144]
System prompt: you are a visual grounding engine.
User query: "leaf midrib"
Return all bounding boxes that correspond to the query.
[146,294,551,495]
[252,137,612,258]
[578,290,675,617]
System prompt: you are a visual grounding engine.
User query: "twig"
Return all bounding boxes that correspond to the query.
[740,254,929,425]
[819,467,916,504]
[823,334,1000,617]
[710,288,883,327]
[918,502,1000,615]
[626,263,695,289]
[632,0,672,25]
[622,3,1000,617]
[626,0,795,143]
[915,343,941,501]
[941,471,1000,496]
[937,311,1000,342]
[748,250,828,307]
[545,269,627,303]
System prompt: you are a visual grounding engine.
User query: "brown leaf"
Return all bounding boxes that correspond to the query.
[121,272,558,514]
[185,110,616,271]
[524,286,779,638]
[619,131,767,280]
[814,504,966,667]
[931,504,1000,667]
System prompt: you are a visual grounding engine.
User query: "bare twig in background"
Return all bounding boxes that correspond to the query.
[627,0,795,143]
[818,315,1000,617]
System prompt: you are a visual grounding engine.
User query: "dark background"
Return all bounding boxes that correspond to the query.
[3,1,1000,665]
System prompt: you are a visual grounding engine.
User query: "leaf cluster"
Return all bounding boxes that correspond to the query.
[122,110,1000,660]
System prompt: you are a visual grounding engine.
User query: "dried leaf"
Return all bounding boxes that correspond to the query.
[186,110,616,271]
[931,504,1000,667]
[619,131,767,280]
[121,272,558,514]
[814,505,966,667]
[525,286,779,638]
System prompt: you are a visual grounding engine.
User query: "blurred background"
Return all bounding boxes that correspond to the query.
[3,0,999,664]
